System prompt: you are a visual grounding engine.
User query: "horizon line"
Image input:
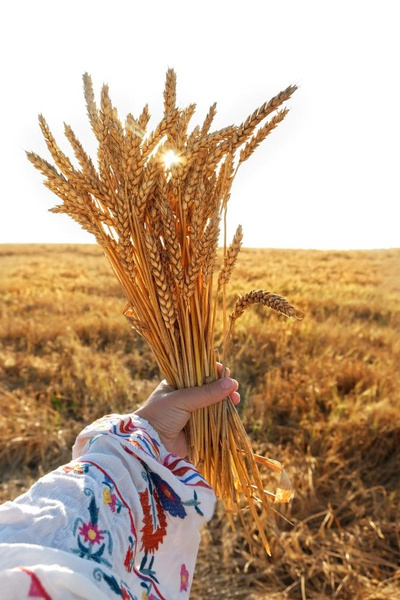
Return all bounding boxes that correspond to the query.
[1,242,399,253]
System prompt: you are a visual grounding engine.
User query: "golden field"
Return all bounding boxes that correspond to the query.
[0,244,399,599]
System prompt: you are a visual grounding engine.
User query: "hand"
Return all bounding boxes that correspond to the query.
[134,366,240,458]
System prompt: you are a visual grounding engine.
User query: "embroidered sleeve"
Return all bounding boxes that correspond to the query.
[0,413,216,600]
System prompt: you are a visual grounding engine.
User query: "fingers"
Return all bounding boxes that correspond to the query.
[229,390,241,405]
[214,365,239,403]
[216,363,230,378]
[147,368,240,413]
[173,377,239,412]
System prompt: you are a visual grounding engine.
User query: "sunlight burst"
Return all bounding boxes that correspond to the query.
[163,149,180,169]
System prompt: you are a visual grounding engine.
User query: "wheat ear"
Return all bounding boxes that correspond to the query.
[231,289,305,321]
[223,289,304,364]
[218,225,243,290]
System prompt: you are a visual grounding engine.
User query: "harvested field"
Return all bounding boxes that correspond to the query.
[1,244,399,599]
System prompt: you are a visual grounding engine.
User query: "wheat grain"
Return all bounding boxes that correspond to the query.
[135,159,158,219]
[159,201,184,290]
[63,123,98,180]
[99,85,125,184]
[187,124,201,147]
[201,102,217,136]
[124,114,143,193]
[144,232,176,329]
[230,289,305,322]
[82,72,101,139]
[236,85,297,145]
[164,68,177,116]
[239,108,290,165]
[26,151,60,179]
[141,108,180,158]
[218,225,243,290]
[38,115,74,175]
[202,213,220,285]
[138,104,151,131]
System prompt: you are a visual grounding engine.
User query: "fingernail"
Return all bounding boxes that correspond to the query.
[220,377,235,390]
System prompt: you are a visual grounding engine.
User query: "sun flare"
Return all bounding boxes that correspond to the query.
[163,149,179,169]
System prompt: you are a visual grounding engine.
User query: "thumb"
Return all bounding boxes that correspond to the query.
[176,377,239,412]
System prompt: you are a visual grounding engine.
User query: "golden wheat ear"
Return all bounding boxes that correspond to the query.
[222,290,304,361]
[231,290,305,322]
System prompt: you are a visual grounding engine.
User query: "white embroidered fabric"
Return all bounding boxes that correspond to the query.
[0,414,216,599]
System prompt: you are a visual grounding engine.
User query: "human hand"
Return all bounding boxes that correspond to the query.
[134,366,240,458]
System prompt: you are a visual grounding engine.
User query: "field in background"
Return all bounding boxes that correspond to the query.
[0,244,399,599]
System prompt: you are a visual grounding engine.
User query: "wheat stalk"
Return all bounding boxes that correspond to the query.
[28,68,300,554]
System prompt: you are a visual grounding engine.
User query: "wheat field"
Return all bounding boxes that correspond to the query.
[1,244,399,599]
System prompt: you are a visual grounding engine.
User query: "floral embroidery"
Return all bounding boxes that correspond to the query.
[71,487,113,566]
[94,562,164,600]
[139,462,205,557]
[63,418,208,600]
[103,486,118,512]
[180,564,189,592]
[62,461,90,475]
[93,568,136,599]
[140,488,167,553]
[102,474,124,514]
[182,489,204,516]
[79,521,104,545]
[124,535,136,572]
[139,554,159,583]
[138,563,160,599]
[149,472,186,518]
[84,460,136,537]
[140,465,186,554]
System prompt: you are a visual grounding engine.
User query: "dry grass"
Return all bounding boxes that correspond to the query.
[1,244,399,598]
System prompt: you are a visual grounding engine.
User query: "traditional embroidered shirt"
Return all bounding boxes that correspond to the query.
[0,414,216,599]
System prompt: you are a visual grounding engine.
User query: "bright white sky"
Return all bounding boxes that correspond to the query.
[1,0,399,249]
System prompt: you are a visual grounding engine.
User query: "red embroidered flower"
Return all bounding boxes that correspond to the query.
[180,563,190,592]
[78,522,104,545]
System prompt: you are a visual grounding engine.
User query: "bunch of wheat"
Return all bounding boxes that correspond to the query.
[28,69,303,553]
